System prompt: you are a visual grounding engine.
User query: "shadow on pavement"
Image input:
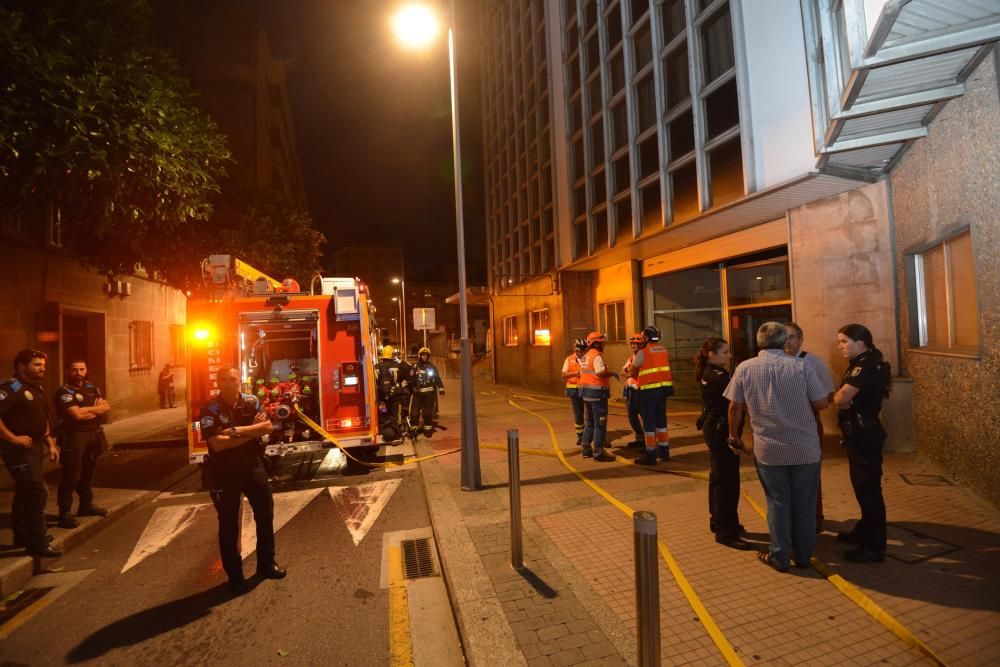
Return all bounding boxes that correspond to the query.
[65,582,242,663]
[517,567,558,599]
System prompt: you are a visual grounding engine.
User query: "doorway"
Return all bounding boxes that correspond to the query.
[61,312,106,391]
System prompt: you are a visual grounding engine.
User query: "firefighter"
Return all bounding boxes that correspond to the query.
[0,350,61,558]
[578,332,618,462]
[622,334,645,448]
[200,363,285,594]
[54,359,112,529]
[561,339,588,446]
[408,347,444,438]
[631,325,674,466]
[376,345,410,442]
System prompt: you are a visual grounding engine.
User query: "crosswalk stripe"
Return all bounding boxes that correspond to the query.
[240,487,324,559]
[122,503,210,573]
[329,479,402,546]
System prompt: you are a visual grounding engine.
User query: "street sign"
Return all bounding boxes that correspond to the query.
[413,307,436,330]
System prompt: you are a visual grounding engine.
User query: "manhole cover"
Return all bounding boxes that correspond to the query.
[899,474,955,487]
[886,523,961,564]
[401,538,436,579]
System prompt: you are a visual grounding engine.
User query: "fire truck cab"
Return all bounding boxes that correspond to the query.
[186,255,380,464]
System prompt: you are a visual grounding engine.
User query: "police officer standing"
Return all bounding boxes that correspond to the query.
[560,339,588,446]
[630,326,675,466]
[54,359,112,529]
[376,345,410,442]
[200,363,285,594]
[577,332,618,461]
[833,324,892,564]
[0,350,61,558]
[408,346,444,439]
[622,333,645,449]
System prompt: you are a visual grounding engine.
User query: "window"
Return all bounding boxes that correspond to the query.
[598,301,627,341]
[129,320,154,370]
[503,315,519,346]
[169,324,186,367]
[530,309,551,346]
[911,231,980,353]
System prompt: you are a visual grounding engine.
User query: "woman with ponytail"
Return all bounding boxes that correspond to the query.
[833,323,892,563]
[695,338,751,550]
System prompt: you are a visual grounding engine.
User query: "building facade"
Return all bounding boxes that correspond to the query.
[481,1,999,503]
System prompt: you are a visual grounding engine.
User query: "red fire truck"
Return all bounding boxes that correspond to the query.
[186,255,380,464]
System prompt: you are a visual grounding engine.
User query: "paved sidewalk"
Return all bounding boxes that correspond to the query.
[419,382,1000,666]
[0,407,195,596]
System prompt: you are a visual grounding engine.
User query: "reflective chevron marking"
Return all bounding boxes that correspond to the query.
[329,478,402,546]
[122,503,210,573]
[239,487,324,559]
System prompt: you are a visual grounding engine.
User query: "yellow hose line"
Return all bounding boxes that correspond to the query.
[507,398,743,667]
[294,406,460,469]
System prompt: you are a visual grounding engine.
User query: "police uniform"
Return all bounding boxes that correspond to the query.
[199,392,276,585]
[0,377,53,551]
[699,364,743,538]
[376,358,410,440]
[838,351,887,555]
[54,381,106,515]
[408,360,443,437]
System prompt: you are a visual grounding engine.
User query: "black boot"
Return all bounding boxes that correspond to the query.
[58,512,79,529]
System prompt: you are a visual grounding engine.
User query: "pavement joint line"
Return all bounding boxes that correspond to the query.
[507,397,744,667]
[388,543,415,665]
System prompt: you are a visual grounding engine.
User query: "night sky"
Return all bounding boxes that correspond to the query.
[261,0,486,284]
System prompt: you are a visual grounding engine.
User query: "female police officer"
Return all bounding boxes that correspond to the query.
[695,338,750,550]
[833,324,892,563]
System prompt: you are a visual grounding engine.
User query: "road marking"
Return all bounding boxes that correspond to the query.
[329,478,402,546]
[122,503,210,573]
[0,570,94,640]
[240,487,324,559]
[388,544,414,665]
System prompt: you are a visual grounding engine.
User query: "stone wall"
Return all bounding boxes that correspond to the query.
[889,54,1000,506]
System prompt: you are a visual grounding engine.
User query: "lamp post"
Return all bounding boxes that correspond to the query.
[391,276,407,356]
[391,298,403,345]
[393,1,480,490]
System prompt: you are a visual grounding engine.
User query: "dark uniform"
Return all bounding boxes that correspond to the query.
[699,364,743,538]
[54,381,105,514]
[0,377,52,550]
[408,360,444,437]
[838,351,887,554]
[376,358,410,440]
[199,392,276,584]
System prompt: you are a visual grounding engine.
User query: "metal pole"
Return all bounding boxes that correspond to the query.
[448,5,481,491]
[507,429,523,570]
[634,511,660,667]
[400,276,407,357]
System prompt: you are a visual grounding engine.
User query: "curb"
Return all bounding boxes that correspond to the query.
[0,463,200,598]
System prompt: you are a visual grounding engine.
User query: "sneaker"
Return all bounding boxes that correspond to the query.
[843,547,885,563]
[77,504,109,517]
[715,535,753,550]
[593,452,616,462]
[58,513,79,529]
[581,447,593,458]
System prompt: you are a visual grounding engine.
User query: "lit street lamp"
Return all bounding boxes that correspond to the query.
[392,1,480,490]
[391,296,403,346]
[391,276,407,356]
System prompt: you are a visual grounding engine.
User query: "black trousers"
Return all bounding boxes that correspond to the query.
[624,388,643,439]
[409,392,436,431]
[58,430,100,512]
[1,442,48,548]
[209,458,275,582]
[704,419,741,536]
[846,429,887,552]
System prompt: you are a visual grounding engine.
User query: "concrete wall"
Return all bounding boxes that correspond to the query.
[0,245,187,421]
[889,54,1000,506]
[594,261,640,385]
[787,180,901,437]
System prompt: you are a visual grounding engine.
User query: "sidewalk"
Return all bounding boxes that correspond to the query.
[419,382,1000,666]
[0,407,195,597]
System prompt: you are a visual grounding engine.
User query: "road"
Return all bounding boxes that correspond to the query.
[0,456,442,666]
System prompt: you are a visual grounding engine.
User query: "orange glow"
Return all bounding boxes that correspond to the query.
[342,419,354,428]
[189,325,216,343]
[533,329,551,346]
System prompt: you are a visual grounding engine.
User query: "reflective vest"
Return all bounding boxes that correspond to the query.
[564,354,581,389]
[578,349,610,399]
[636,345,674,390]
[624,354,639,389]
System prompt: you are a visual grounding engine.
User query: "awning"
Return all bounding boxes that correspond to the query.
[445,287,490,306]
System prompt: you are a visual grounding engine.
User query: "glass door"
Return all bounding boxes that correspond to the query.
[724,257,792,367]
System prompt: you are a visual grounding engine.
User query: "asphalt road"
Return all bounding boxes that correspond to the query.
[0,463,432,666]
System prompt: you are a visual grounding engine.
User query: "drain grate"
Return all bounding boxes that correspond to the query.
[401,537,436,580]
[900,474,956,487]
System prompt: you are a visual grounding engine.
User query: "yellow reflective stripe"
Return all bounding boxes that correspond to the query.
[565,382,578,388]
[639,381,674,389]
[638,366,671,376]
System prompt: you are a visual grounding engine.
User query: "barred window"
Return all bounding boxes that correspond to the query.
[503,315,519,347]
[129,320,154,370]
[169,324,186,366]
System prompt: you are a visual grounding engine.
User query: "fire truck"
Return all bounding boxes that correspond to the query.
[186,255,380,465]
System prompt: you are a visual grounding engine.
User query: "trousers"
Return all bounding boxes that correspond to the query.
[580,398,608,453]
[568,394,584,443]
[210,458,275,583]
[704,418,741,536]
[58,430,100,512]
[846,429,887,551]
[624,388,643,439]
[1,442,48,549]
[409,392,437,432]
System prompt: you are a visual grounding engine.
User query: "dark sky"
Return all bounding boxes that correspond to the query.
[261,0,486,284]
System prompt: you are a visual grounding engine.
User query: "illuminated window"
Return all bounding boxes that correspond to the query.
[598,301,627,341]
[503,315,519,347]
[909,230,980,353]
[169,324,186,367]
[129,320,154,370]
[530,309,551,346]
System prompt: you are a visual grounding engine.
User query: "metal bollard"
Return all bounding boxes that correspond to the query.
[508,428,523,570]
[634,511,660,666]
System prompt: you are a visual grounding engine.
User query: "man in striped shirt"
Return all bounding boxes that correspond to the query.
[724,322,830,572]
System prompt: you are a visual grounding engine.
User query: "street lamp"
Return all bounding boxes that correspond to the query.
[391,276,407,356]
[391,296,403,346]
[392,1,481,490]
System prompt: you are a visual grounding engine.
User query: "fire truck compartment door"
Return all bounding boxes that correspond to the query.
[239,309,319,325]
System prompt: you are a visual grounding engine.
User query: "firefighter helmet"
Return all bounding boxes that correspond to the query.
[574,338,589,351]
[381,345,396,360]
[418,346,431,356]
[586,331,607,346]
[628,333,644,344]
[642,325,662,343]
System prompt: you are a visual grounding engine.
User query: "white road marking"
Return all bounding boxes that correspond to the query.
[239,487,324,559]
[122,504,210,573]
[328,478,402,546]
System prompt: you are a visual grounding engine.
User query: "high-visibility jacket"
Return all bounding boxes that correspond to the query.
[578,348,610,399]
[563,354,582,397]
[635,345,674,391]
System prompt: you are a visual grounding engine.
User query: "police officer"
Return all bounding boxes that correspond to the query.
[622,334,645,449]
[200,363,285,594]
[833,324,892,564]
[408,347,444,438]
[630,326,674,466]
[0,350,61,557]
[577,332,618,462]
[54,359,112,529]
[560,339,588,446]
[376,345,410,442]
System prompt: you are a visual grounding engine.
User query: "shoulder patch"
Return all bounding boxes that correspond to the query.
[850,367,863,377]
[9,379,22,393]
[200,415,215,428]
[219,412,231,425]
[23,390,33,401]
[0,389,8,402]
[60,393,75,403]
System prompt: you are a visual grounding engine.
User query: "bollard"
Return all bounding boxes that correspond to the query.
[634,511,660,666]
[508,428,523,570]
